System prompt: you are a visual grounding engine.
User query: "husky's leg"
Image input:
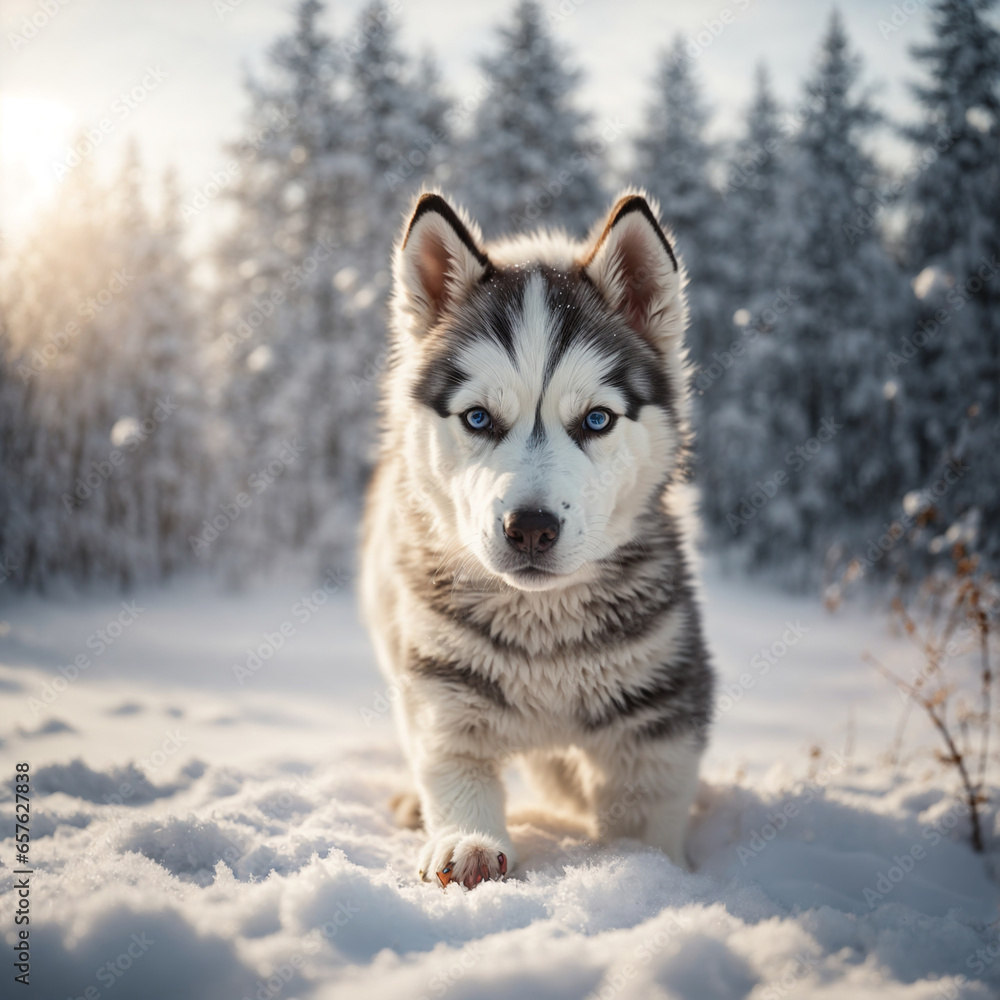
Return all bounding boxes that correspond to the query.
[587,730,703,869]
[414,746,515,887]
[520,747,591,818]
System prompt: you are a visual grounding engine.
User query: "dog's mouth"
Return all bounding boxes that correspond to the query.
[482,532,588,591]
[507,565,555,581]
[498,561,578,592]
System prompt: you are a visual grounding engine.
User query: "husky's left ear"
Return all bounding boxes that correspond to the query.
[395,193,490,332]
[582,194,684,354]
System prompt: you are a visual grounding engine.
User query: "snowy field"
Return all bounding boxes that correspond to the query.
[2,559,999,1000]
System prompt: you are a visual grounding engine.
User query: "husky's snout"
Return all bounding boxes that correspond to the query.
[502,508,560,557]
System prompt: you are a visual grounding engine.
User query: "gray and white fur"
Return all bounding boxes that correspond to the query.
[360,189,714,888]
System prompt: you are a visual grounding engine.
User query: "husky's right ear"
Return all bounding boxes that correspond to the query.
[582,193,683,356]
[394,193,490,332]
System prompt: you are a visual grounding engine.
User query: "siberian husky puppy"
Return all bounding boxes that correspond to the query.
[361,190,714,888]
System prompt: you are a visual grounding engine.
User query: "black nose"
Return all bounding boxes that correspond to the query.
[503,509,560,556]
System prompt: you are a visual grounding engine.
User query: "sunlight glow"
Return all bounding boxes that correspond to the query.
[0,94,77,237]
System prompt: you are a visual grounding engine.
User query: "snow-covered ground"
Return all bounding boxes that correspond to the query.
[2,560,999,1000]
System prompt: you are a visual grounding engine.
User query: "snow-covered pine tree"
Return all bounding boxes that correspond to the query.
[1,148,212,589]
[698,65,788,534]
[721,65,785,309]
[348,9,451,268]
[214,0,356,573]
[703,14,908,582]
[2,156,129,587]
[901,0,1000,569]
[633,37,728,371]
[215,0,450,574]
[117,165,218,578]
[456,0,605,239]
[0,308,31,593]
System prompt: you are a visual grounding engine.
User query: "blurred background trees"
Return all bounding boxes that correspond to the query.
[0,0,997,593]
[454,0,605,238]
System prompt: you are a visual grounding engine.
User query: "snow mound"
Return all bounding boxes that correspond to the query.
[33,758,189,804]
[2,575,999,998]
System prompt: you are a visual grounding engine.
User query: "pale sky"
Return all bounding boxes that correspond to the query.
[0,0,933,252]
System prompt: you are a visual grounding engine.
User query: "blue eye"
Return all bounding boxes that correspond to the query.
[464,408,493,431]
[584,409,612,432]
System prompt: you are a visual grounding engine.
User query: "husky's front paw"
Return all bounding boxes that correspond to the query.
[418,828,513,889]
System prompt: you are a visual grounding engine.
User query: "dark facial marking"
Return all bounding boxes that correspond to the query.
[409,261,673,436]
[542,266,600,388]
[528,398,545,447]
[410,356,470,418]
[533,267,674,442]
[605,353,671,422]
[410,268,529,416]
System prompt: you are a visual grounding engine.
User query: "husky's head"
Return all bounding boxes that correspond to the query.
[387,190,690,593]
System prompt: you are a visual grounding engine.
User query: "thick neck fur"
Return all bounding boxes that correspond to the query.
[389,451,689,658]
